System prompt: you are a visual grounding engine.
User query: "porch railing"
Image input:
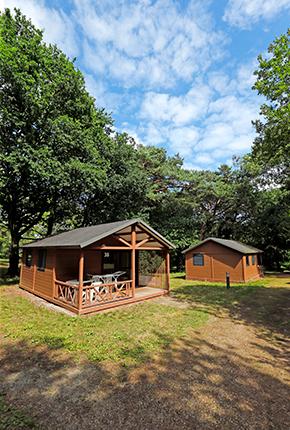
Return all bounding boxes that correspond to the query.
[54,279,133,309]
[55,280,79,308]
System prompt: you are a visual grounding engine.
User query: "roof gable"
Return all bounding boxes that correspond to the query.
[182,238,263,255]
[23,219,175,249]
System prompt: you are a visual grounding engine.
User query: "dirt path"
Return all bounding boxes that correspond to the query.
[1,305,289,430]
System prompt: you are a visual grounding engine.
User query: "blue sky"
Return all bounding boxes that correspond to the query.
[1,0,289,170]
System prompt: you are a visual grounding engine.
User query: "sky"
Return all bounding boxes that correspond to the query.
[1,0,289,170]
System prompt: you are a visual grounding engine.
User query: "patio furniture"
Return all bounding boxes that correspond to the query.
[89,271,126,284]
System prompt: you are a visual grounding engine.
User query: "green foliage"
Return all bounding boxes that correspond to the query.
[0,227,9,258]
[139,250,164,275]
[81,134,149,225]
[0,9,108,274]
[281,251,290,271]
[252,29,290,179]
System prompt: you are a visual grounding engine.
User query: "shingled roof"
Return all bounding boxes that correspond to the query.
[23,219,175,249]
[182,238,263,255]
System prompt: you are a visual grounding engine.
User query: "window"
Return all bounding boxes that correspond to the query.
[37,249,47,271]
[25,250,33,268]
[193,253,204,266]
[251,255,256,265]
[245,256,250,266]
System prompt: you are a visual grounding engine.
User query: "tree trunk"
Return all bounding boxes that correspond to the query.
[46,212,55,236]
[176,252,184,272]
[7,233,20,277]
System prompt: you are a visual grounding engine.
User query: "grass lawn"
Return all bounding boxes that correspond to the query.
[0,285,208,366]
[170,272,287,308]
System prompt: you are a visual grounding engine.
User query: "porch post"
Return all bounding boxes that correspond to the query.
[78,250,84,312]
[131,225,136,298]
[165,250,170,292]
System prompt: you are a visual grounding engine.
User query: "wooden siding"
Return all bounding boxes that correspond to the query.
[34,249,54,298]
[55,249,80,281]
[20,249,54,297]
[243,255,261,281]
[185,241,244,282]
[20,249,35,290]
[185,241,263,282]
[84,250,102,277]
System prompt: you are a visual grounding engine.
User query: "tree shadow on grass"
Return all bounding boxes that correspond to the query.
[0,266,19,286]
[171,283,290,343]
[0,331,289,430]
[0,277,19,286]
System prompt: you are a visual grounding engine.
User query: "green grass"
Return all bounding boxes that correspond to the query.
[0,394,37,430]
[171,272,288,307]
[170,273,265,309]
[0,286,208,366]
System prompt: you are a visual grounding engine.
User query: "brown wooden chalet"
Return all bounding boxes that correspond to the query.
[20,219,174,315]
[183,238,263,283]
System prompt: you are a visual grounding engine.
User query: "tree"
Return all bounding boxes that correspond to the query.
[81,133,150,226]
[252,29,290,183]
[248,29,290,267]
[0,9,108,276]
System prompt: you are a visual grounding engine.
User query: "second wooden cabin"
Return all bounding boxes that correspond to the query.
[183,238,263,283]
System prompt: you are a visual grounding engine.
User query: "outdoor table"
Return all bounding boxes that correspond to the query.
[88,271,126,283]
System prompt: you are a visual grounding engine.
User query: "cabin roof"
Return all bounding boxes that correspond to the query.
[23,219,175,249]
[182,237,263,255]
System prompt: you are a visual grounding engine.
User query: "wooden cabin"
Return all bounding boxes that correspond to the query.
[183,238,263,283]
[20,219,174,315]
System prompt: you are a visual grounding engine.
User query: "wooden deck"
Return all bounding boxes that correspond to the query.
[79,286,167,315]
[135,287,164,298]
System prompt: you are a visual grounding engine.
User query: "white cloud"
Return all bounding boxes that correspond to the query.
[195,153,215,165]
[208,60,258,96]
[1,0,78,57]
[140,83,212,126]
[168,126,200,156]
[133,64,261,167]
[84,74,122,112]
[75,0,227,88]
[223,0,290,28]
[195,94,259,159]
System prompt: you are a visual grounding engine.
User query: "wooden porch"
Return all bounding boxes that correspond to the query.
[54,279,167,314]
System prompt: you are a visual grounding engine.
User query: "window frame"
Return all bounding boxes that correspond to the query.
[37,249,47,271]
[193,253,204,266]
[25,249,33,268]
[245,255,250,266]
[251,255,256,265]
